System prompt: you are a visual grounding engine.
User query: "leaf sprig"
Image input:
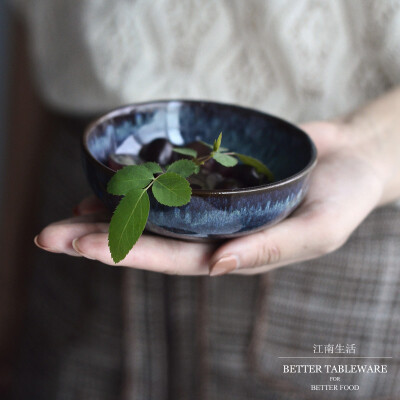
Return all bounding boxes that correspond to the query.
[176,133,274,180]
[107,133,273,263]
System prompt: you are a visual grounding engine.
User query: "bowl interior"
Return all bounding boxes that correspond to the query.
[85,100,314,183]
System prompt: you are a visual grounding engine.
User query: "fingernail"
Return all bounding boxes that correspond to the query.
[34,235,61,253]
[209,255,239,277]
[72,239,96,260]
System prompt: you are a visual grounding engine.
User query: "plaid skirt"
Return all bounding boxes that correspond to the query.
[14,122,400,400]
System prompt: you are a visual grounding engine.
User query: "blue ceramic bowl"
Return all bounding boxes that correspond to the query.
[82,100,317,240]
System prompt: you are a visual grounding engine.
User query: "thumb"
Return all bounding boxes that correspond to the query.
[299,120,348,157]
[208,208,336,276]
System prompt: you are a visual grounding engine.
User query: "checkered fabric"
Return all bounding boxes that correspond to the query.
[14,124,400,400]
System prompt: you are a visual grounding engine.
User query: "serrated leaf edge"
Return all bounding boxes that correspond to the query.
[166,159,199,177]
[152,172,192,207]
[108,188,149,263]
[107,165,154,195]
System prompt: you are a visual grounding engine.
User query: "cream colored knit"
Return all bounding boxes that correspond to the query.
[13,0,400,121]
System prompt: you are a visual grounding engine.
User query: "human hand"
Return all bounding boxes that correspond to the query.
[34,121,385,276]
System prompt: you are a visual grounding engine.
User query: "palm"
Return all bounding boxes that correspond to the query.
[35,122,383,275]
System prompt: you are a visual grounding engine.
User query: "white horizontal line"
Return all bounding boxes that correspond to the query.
[278,357,392,359]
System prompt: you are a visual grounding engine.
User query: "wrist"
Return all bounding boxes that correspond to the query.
[342,111,398,206]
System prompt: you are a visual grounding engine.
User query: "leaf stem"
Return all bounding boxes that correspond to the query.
[145,173,164,190]
[193,154,213,165]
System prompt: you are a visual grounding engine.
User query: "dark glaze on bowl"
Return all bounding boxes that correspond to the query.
[82,100,317,240]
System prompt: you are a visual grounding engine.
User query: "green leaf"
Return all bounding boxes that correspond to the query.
[198,140,213,149]
[172,147,198,158]
[152,172,192,206]
[142,162,162,174]
[108,188,150,263]
[212,152,238,167]
[235,153,274,181]
[196,140,229,152]
[107,165,154,195]
[166,159,199,177]
[213,132,222,152]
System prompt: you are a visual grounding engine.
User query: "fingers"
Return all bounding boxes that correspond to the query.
[209,152,383,276]
[35,214,109,257]
[299,121,350,157]
[35,213,214,274]
[73,233,214,275]
[209,208,332,276]
[210,197,362,276]
[35,140,382,277]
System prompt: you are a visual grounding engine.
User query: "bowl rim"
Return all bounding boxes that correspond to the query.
[82,99,318,196]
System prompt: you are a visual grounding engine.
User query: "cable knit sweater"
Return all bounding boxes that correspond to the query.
[13,0,400,122]
[10,2,400,399]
